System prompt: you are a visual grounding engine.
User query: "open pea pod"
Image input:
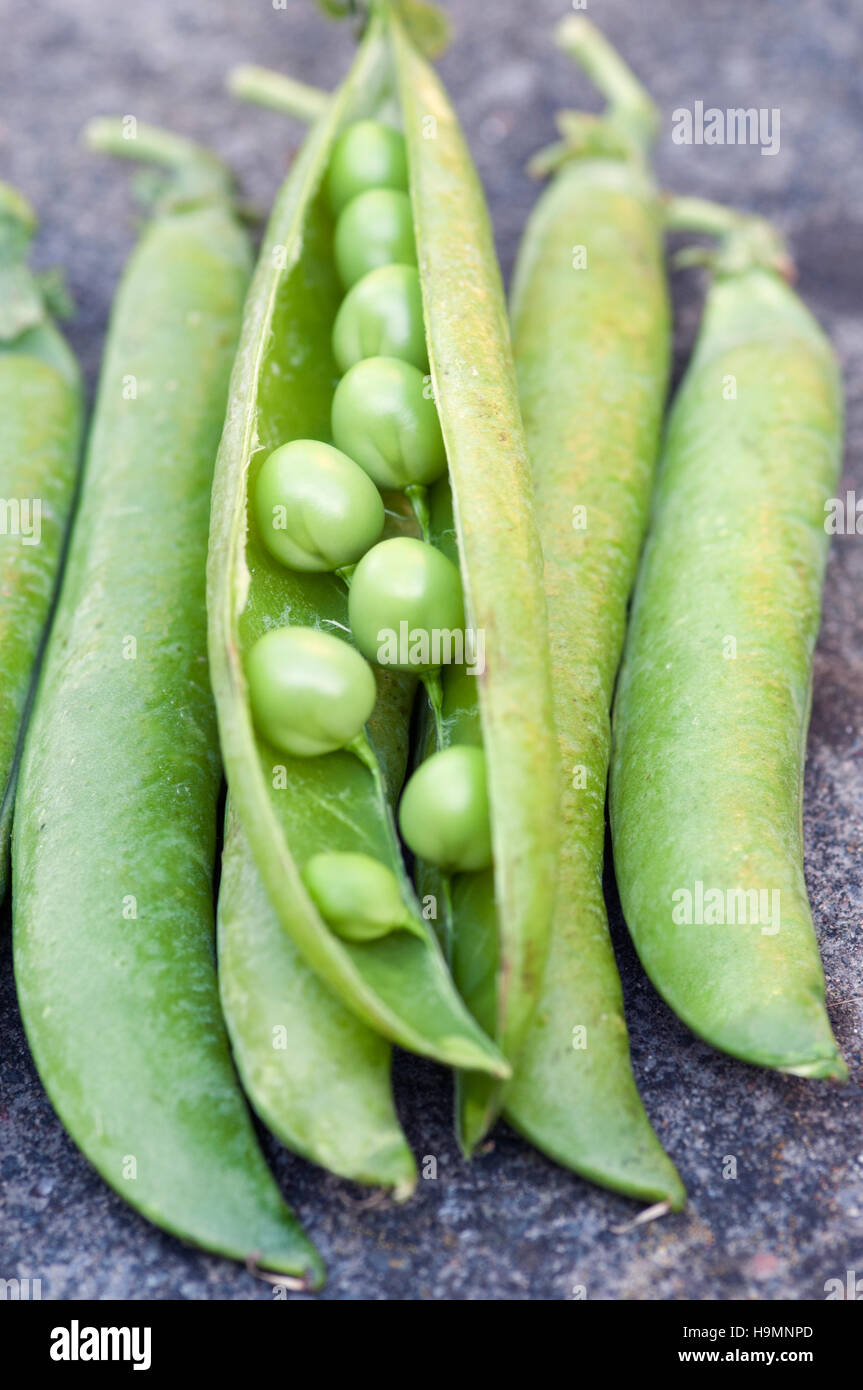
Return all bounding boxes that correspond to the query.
[209,1,557,1072]
[0,184,82,905]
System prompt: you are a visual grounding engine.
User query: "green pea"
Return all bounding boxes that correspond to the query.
[331,355,446,490]
[254,438,384,572]
[334,188,416,289]
[302,851,424,942]
[348,536,465,672]
[399,745,493,873]
[246,625,376,757]
[327,120,409,216]
[332,264,428,375]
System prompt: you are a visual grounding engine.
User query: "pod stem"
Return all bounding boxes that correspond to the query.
[556,16,658,154]
[85,118,234,207]
[0,182,45,342]
[421,670,444,747]
[664,195,741,240]
[348,728,424,924]
[348,730,388,799]
[0,180,37,239]
[405,484,432,543]
[440,872,455,967]
[348,730,404,861]
[228,65,330,123]
[664,196,795,279]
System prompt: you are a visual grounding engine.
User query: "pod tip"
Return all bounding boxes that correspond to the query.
[392,1175,419,1205]
[247,1251,326,1291]
[782,1052,848,1082]
[555,14,596,52]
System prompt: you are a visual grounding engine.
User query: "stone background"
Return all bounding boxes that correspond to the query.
[0,0,860,1300]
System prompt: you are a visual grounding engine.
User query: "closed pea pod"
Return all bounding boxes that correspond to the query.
[498,19,685,1203]
[210,0,557,1097]
[610,198,846,1079]
[0,184,82,906]
[12,125,323,1283]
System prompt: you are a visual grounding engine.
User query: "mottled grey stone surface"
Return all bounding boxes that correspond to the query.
[0,0,860,1301]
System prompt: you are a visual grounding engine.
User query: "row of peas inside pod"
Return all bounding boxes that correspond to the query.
[246,118,492,944]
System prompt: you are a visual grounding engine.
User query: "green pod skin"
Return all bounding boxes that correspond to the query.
[499,19,685,1204]
[0,185,82,905]
[610,226,846,1080]
[12,126,323,1285]
[210,8,552,1077]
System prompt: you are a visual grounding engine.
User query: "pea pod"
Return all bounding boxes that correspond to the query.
[12,125,323,1284]
[0,184,82,905]
[493,18,685,1204]
[209,1,557,1076]
[610,196,846,1080]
